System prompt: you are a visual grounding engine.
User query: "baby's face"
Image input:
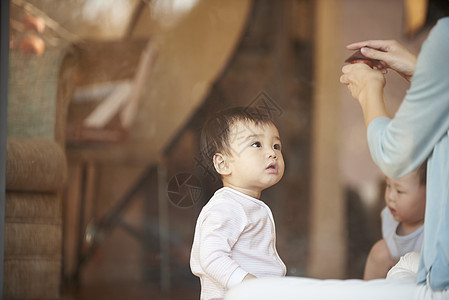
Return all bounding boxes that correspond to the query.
[223,120,284,197]
[384,171,426,228]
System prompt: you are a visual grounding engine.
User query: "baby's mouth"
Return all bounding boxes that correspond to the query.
[389,207,397,216]
[266,162,278,173]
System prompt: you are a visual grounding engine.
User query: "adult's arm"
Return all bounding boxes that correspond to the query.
[367,18,449,178]
[340,62,388,127]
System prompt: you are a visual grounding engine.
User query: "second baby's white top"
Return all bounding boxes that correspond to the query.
[381,206,424,259]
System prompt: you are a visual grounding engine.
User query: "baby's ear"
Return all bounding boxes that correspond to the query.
[213,153,231,176]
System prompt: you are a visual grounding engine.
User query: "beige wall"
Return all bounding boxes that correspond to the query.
[309,0,346,279]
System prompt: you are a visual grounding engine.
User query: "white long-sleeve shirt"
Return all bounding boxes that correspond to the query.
[190,187,286,300]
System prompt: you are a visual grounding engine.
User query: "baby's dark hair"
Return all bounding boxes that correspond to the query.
[417,159,427,186]
[200,107,276,174]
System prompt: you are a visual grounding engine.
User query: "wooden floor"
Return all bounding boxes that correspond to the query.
[65,282,200,300]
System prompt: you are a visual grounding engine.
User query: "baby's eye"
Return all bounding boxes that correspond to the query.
[251,141,262,148]
[273,143,281,150]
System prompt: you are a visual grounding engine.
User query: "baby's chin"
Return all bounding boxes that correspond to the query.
[263,176,283,189]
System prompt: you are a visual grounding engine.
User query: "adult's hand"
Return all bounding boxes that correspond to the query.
[346,40,417,81]
[340,62,385,102]
[340,62,389,127]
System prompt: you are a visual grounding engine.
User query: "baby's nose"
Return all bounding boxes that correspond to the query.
[268,150,277,159]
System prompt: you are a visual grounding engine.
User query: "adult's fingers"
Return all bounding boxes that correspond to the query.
[346,40,393,51]
[340,74,349,84]
[360,47,389,62]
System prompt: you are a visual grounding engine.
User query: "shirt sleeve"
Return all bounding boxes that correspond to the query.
[227,267,249,288]
[198,201,249,288]
[367,18,449,178]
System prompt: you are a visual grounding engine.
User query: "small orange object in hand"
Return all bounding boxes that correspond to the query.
[345,49,379,68]
[349,58,374,68]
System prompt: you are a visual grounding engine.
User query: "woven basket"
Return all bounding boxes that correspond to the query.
[4,139,66,299]
[6,138,67,192]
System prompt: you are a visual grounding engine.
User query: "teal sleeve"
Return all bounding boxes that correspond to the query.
[367,18,449,179]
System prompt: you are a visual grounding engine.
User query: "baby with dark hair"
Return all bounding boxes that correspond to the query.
[364,162,427,280]
[190,107,286,300]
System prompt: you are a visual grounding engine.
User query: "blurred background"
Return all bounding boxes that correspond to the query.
[2,0,437,299]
